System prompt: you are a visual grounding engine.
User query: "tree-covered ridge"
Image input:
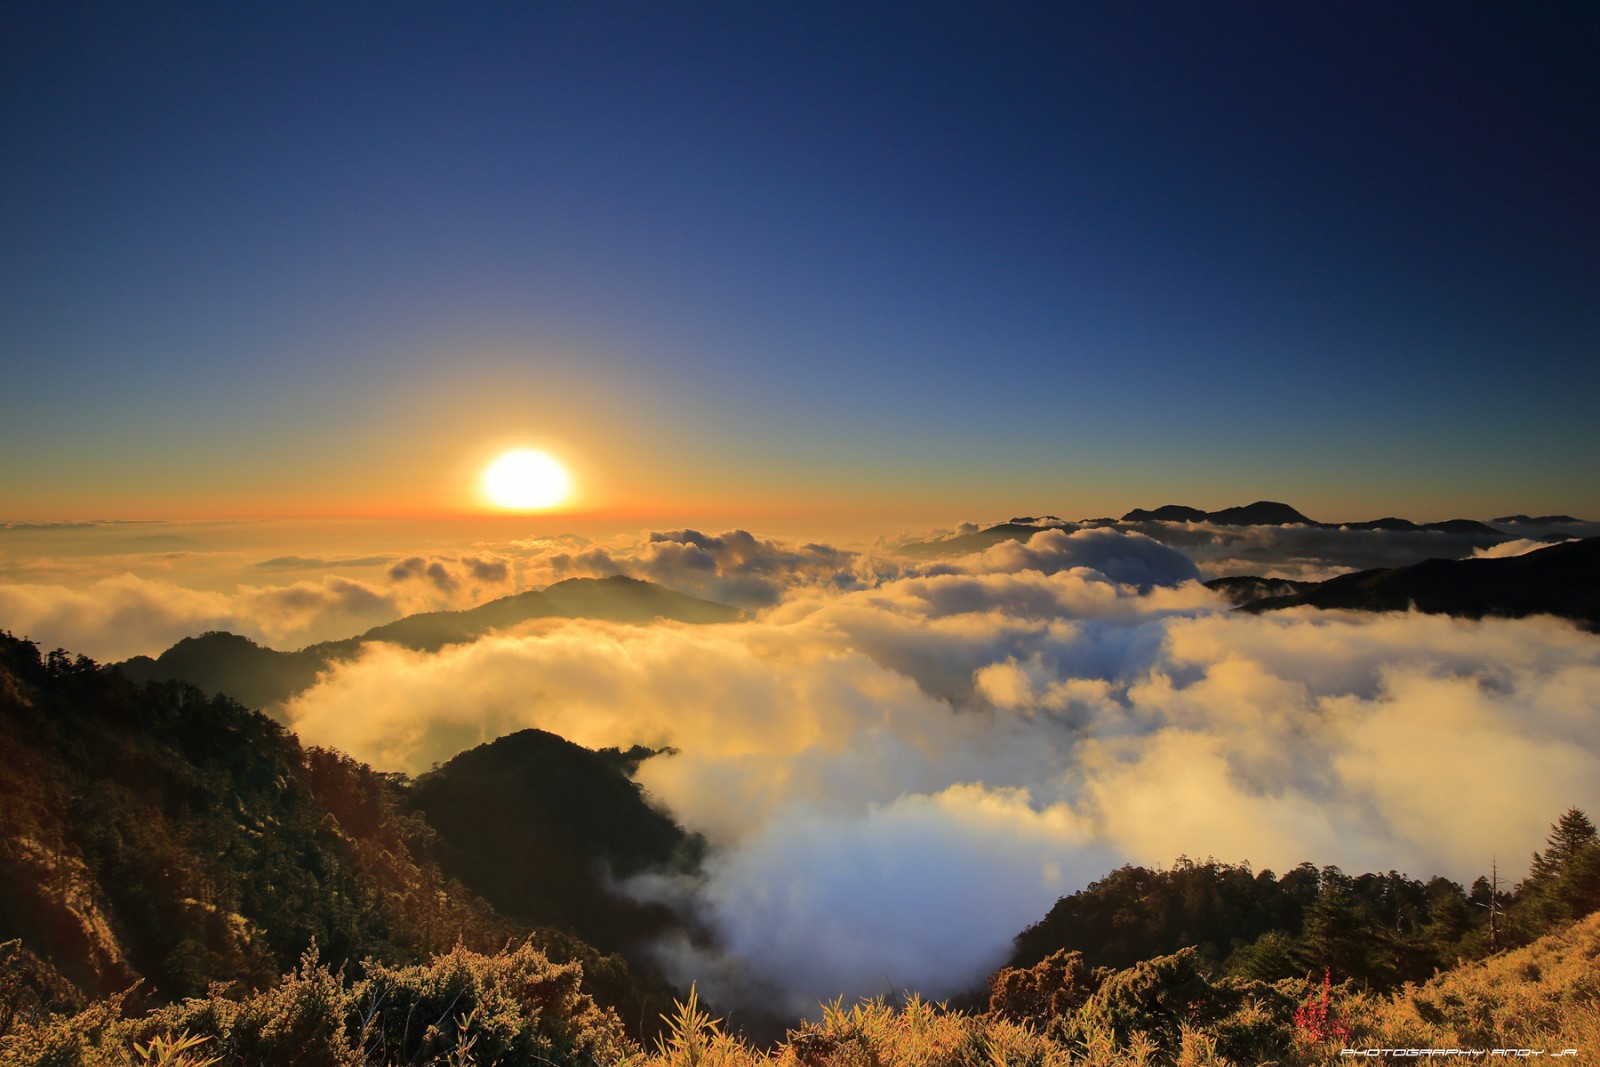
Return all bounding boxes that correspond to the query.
[1006,811,1600,997]
[0,631,675,1039]
[408,729,705,958]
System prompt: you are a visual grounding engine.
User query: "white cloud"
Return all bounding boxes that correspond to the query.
[279,533,1600,1016]
[0,575,238,661]
[1470,537,1568,559]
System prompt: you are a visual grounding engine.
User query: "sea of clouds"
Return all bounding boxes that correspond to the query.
[274,525,1600,1018]
[4,519,1598,1018]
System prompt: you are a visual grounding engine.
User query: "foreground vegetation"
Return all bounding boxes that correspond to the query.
[6,911,1599,1065]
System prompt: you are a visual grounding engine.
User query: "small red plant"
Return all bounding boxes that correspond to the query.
[1293,969,1351,1045]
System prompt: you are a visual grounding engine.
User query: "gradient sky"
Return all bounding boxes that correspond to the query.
[3,2,1596,526]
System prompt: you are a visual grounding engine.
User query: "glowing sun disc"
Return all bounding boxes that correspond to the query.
[482,449,571,510]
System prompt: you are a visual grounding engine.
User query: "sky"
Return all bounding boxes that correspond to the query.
[3,2,1596,526]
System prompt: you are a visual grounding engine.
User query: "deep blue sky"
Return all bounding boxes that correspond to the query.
[3,2,1596,524]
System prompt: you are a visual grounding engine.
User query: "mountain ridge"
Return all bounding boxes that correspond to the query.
[1240,536,1600,629]
[116,575,741,712]
[899,500,1532,558]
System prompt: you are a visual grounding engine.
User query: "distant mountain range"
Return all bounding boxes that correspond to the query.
[1120,500,1504,534]
[899,500,1528,558]
[1123,501,1315,525]
[1493,514,1584,525]
[117,575,741,712]
[1234,536,1600,630]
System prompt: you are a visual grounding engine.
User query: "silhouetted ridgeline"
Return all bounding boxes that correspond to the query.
[1241,536,1600,629]
[898,499,1526,559]
[116,575,742,711]
[407,729,705,956]
[1203,574,1319,606]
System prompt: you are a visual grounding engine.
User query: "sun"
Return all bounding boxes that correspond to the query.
[481,448,572,511]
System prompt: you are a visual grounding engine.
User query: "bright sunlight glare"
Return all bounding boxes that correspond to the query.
[481,449,572,511]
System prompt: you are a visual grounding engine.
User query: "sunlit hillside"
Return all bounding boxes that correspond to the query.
[8,910,1598,1065]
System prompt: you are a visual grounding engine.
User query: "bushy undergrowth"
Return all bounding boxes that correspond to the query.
[629,914,1600,1067]
[8,915,1600,1067]
[0,942,631,1067]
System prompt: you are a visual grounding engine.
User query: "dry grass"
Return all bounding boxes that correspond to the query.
[1343,910,1600,1053]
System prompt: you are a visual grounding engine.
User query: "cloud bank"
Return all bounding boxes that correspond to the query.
[280,529,1600,1017]
[0,549,522,660]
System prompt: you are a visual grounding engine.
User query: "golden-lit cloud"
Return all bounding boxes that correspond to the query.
[9,520,1597,1015]
[0,551,521,660]
[277,533,1600,1016]
[0,575,239,662]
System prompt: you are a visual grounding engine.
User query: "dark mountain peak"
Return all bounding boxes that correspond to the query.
[982,521,1056,536]
[535,575,743,624]
[1204,501,1315,526]
[1203,575,1320,607]
[1343,517,1421,532]
[421,726,591,774]
[544,574,647,592]
[1119,502,1314,525]
[1242,536,1600,629]
[1494,514,1583,525]
[171,631,267,653]
[409,728,703,952]
[1121,505,1208,523]
[1421,519,1502,535]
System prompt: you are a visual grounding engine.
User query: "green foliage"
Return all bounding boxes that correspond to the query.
[1010,856,1483,992]
[1508,808,1600,942]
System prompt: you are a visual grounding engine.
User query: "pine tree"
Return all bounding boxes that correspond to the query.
[1517,809,1600,938]
[1528,809,1597,880]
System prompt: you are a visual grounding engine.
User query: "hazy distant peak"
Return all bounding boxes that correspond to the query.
[1494,514,1584,525]
[114,576,742,712]
[1240,535,1600,628]
[541,574,650,592]
[1202,501,1316,526]
[1120,504,1209,523]
[1120,501,1316,525]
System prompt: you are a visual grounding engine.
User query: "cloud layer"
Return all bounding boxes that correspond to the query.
[281,529,1600,1017]
[0,549,522,660]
